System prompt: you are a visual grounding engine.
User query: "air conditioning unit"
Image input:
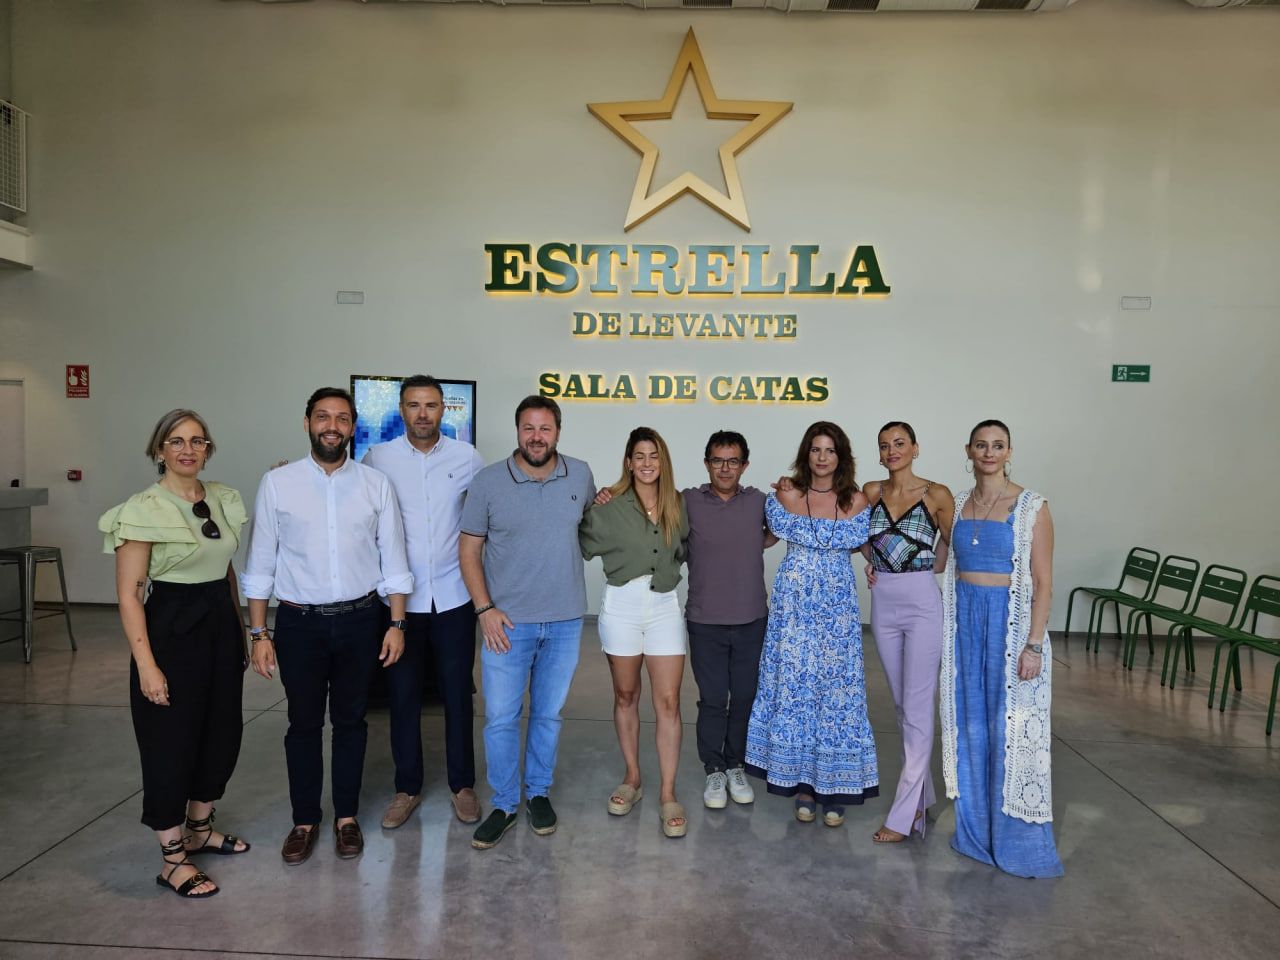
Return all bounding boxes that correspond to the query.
[0,100,28,215]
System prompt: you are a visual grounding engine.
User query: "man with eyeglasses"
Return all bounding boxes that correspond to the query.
[683,431,778,811]
[242,387,413,865]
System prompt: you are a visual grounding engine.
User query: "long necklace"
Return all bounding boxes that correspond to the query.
[805,490,837,548]
[968,476,1009,546]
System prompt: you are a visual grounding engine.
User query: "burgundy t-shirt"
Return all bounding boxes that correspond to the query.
[682,484,769,626]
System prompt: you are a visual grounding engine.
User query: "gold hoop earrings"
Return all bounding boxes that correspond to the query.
[964,461,974,475]
[1004,461,1012,477]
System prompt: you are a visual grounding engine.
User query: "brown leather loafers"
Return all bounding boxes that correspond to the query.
[281,825,319,866]
[334,819,364,859]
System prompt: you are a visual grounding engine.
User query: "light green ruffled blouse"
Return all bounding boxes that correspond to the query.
[98,481,247,584]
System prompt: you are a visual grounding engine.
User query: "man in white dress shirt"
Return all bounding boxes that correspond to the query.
[362,375,486,829]
[244,387,413,865]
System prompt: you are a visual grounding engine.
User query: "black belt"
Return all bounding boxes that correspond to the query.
[280,591,378,616]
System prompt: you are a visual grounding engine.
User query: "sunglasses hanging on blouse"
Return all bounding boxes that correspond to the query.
[191,499,221,540]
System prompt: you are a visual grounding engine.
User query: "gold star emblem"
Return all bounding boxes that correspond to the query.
[588,29,793,232]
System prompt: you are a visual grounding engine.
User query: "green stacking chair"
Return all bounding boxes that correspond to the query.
[1206,575,1280,734]
[1160,564,1248,689]
[1063,547,1160,652]
[1088,552,1165,654]
[1118,555,1201,670]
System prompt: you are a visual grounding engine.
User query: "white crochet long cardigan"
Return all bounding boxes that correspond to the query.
[940,488,1054,824]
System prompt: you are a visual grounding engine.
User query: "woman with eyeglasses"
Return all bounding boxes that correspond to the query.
[98,409,251,899]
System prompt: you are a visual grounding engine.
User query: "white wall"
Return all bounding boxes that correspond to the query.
[0,0,10,102]
[2,0,1278,623]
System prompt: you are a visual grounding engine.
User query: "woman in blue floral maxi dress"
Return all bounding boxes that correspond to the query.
[745,422,878,825]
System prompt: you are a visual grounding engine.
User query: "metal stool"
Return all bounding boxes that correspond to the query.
[0,546,77,664]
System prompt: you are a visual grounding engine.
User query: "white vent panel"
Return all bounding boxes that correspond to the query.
[0,101,27,215]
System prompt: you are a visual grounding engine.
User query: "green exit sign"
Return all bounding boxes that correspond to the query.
[1112,364,1151,383]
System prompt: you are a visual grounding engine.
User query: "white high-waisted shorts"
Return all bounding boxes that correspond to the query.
[597,576,687,657]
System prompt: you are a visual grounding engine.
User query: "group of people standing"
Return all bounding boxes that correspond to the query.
[99,376,1063,901]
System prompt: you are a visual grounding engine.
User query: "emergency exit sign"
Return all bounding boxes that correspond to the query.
[1112,364,1151,383]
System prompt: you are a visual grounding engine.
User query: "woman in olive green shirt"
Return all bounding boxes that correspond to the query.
[580,427,690,837]
[99,409,251,899]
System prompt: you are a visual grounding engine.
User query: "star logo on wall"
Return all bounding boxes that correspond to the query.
[588,29,793,232]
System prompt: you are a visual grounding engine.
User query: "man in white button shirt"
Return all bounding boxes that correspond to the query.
[362,375,485,829]
[243,387,413,866]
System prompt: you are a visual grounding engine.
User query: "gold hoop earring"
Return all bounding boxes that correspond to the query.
[1004,461,1011,477]
[964,461,974,475]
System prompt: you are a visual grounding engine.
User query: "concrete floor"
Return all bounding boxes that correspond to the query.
[0,608,1276,960]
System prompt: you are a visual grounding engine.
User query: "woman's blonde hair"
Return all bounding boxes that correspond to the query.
[609,426,681,545]
[146,409,215,475]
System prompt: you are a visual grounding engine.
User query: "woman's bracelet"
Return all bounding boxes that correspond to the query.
[249,625,271,641]
[1023,643,1043,656]
[474,603,495,616]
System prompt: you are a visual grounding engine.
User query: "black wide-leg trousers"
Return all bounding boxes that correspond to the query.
[130,579,245,831]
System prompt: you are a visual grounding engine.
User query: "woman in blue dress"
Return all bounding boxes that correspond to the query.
[940,419,1063,878]
[746,421,877,827]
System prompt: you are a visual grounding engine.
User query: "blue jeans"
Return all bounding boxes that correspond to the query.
[481,618,582,813]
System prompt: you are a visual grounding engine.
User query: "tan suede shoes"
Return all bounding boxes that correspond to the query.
[451,789,481,824]
[381,792,422,829]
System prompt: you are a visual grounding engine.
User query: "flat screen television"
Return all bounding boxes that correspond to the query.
[349,375,477,463]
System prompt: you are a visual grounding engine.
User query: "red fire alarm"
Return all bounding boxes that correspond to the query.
[66,365,90,399]
[67,470,82,482]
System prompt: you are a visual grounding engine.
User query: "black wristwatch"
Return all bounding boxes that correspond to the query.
[389,619,408,631]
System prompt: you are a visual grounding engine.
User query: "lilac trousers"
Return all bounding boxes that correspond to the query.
[870,569,943,836]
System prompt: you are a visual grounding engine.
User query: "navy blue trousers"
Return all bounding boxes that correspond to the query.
[385,601,477,796]
[273,601,381,825]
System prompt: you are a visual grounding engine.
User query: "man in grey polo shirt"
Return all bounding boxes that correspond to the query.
[683,430,778,811]
[458,395,595,850]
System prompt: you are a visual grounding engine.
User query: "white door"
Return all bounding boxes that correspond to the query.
[0,380,25,486]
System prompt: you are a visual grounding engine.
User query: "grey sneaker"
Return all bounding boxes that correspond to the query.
[726,767,755,805]
[703,771,728,809]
